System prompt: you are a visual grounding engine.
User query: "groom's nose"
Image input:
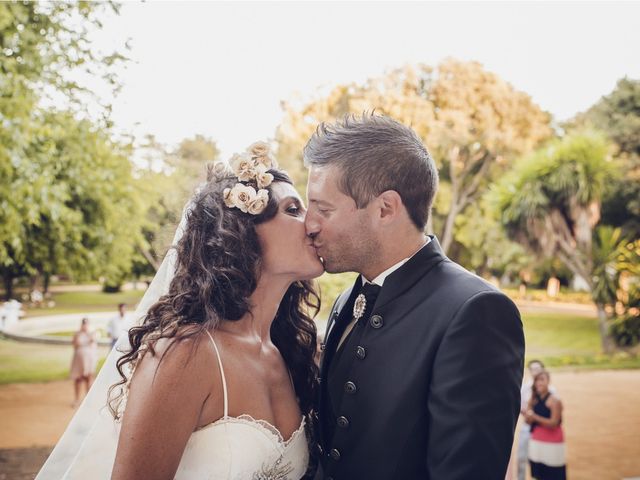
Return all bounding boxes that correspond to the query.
[305,211,320,239]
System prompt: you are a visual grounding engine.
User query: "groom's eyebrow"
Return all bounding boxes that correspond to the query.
[309,199,334,207]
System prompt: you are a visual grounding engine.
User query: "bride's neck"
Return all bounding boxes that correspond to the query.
[220,274,291,342]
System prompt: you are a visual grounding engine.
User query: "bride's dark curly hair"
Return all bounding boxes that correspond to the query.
[108,166,320,422]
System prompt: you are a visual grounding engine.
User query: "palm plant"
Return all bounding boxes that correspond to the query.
[493,131,618,352]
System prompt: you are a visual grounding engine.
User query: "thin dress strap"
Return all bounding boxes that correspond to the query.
[205,330,228,418]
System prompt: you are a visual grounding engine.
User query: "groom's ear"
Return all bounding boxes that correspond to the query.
[376,190,403,224]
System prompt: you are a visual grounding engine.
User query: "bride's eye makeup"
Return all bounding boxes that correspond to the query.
[285,199,304,216]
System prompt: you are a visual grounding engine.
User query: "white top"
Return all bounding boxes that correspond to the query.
[62,331,309,479]
[107,314,128,340]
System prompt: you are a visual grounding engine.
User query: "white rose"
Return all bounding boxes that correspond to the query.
[248,142,277,169]
[230,152,257,181]
[232,184,257,213]
[254,151,278,170]
[248,189,269,215]
[255,164,274,189]
[248,141,270,158]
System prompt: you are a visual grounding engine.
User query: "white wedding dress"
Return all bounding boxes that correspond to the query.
[36,196,309,480]
[171,331,309,479]
[60,331,309,479]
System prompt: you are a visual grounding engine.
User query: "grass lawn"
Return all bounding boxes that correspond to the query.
[23,290,145,318]
[523,313,640,370]
[0,336,109,384]
[1,310,637,385]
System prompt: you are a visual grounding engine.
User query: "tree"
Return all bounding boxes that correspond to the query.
[454,195,533,280]
[275,59,552,253]
[576,78,640,157]
[0,1,126,169]
[493,131,618,352]
[0,1,129,297]
[0,110,143,298]
[573,78,640,238]
[133,135,220,274]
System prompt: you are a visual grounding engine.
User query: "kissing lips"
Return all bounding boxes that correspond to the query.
[312,243,325,265]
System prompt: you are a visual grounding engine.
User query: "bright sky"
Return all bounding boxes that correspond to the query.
[92,1,640,159]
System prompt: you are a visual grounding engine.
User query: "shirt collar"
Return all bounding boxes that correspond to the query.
[362,236,431,287]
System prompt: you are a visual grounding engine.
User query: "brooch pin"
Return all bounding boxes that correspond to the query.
[353,293,366,321]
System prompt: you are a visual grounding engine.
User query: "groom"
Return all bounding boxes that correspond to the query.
[305,114,525,480]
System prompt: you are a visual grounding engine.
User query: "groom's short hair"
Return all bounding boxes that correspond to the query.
[303,113,438,230]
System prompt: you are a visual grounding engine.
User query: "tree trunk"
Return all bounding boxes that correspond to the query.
[138,247,161,272]
[3,273,14,301]
[44,273,51,294]
[440,204,459,255]
[596,303,616,354]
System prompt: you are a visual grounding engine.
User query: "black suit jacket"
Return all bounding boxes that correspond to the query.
[315,237,525,480]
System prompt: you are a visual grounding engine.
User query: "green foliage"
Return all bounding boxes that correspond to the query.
[131,135,220,275]
[0,110,144,293]
[492,131,619,350]
[0,1,130,296]
[453,194,532,276]
[591,226,625,306]
[574,77,640,238]
[609,240,640,347]
[601,155,640,238]
[494,131,613,232]
[577,77,640,157]
[610,311,640,348]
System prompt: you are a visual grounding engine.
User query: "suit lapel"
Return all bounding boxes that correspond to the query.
[374,236,447,310]
[320,277,360,378]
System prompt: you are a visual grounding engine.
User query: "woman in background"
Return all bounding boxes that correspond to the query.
[526,370,567,480]
[70,317,97,408]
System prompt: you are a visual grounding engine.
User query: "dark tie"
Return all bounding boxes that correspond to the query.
[357,282,382,322]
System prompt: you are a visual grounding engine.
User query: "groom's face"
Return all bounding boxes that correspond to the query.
[305,165,377,274]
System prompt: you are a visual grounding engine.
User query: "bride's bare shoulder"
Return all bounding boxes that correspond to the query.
[131,328,217,394]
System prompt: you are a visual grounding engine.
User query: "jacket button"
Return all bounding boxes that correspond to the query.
[316,443,324,455]
[336,416,350,428]
[329,448,341,461]
[355,345,366,359]
[344,381,357,394]
[370,314,383,328]
[326,477,334,480]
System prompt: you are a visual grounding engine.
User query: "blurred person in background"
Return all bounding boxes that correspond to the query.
[70,317,98,408]
[107,303,128,349]
[516,359,557,480]
[526,370,566,480]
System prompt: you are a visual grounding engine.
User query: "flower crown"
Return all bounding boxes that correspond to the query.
[218,141,278,216]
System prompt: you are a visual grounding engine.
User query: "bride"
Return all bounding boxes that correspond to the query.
[36,142,324,479]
